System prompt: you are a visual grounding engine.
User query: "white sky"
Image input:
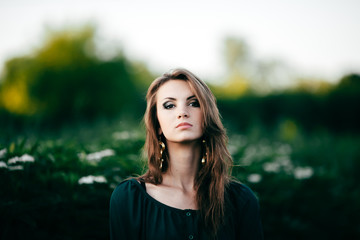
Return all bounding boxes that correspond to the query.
[0,0,359,84]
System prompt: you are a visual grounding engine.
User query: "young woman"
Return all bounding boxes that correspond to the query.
[110,68,263,239]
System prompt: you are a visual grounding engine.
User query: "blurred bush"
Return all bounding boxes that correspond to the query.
[0,120,145,239]
[216,73,360,134]
[1,120,359,239]
[0,25,153,128]
[229,128,360,239]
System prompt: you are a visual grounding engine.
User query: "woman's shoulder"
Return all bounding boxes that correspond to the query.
[226,180,264,239]
[226,180,259,208]
[110,178,143,201]
[109,178,145,238]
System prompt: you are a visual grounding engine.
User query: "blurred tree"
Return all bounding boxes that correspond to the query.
[324,73,360,132]
[224,37,250,72]
[289,77,333,94]
[212,37,251,99]
[0,25,148,125]
[211,72,250,99]
[0,57,39,115]
[253,60,295,94]
[217,36,295,97]
[335,73,360,94]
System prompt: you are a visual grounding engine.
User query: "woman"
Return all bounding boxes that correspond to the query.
[110,68,263,239]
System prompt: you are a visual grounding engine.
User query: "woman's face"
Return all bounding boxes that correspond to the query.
[156,80,204,144]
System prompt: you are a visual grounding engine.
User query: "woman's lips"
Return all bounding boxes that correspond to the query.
[176,122,193,128]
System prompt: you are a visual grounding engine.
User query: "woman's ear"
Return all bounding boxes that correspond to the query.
[158,128,162,135]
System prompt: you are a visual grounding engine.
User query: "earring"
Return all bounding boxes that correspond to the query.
[159,140,165,169]
[201,139,207,165]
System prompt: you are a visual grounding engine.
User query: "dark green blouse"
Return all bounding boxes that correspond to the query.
[110,179,263,240]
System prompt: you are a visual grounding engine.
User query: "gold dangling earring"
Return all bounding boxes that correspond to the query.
[159,139,165,170]
[201,139,207,165]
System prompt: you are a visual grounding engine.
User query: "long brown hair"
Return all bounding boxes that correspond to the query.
[139,68,232,236]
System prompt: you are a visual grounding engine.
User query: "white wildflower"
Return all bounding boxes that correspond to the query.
[77,152,87,160]
[263,156,294,174]
[21,154,35,162]
[8,165,24,171]
[78,175,107,184]
[0,161,7,168]
[8,157,20,164]
[86,149,115,162]
[113,131,131,140]
[263,162,281,173]
[247,173,262,183]
[0,148,7,158]
[276,143,292,155]
[293,166,314,180]
[276,156,294,173]
[8,154,35,164]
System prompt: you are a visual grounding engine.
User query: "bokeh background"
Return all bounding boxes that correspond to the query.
[1,1,359,239]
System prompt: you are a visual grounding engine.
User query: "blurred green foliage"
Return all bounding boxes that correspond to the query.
[1,120,359,239]
[0,25,153,127]
[0,120,145,239]
[216,73,360,134]
[1,26,360,239]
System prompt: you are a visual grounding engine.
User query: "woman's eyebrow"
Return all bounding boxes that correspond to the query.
[163,97,176,101]
[162,95,196,101]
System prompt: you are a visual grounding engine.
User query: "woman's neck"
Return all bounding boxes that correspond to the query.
[162,141,201,192]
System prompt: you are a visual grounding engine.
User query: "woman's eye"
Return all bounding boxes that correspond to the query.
[163,102,175,109]
[190,100,200,107]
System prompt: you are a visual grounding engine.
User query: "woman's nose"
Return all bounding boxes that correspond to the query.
[177,112,188,119]
[177,105,189,119]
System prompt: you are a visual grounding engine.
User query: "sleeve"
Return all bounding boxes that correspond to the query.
[109,180,142,240]
[232,184,264,240]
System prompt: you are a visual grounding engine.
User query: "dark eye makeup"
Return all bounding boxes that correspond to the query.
[189,100,200,107]
[162,99,200,109]
[163,102,175,109]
